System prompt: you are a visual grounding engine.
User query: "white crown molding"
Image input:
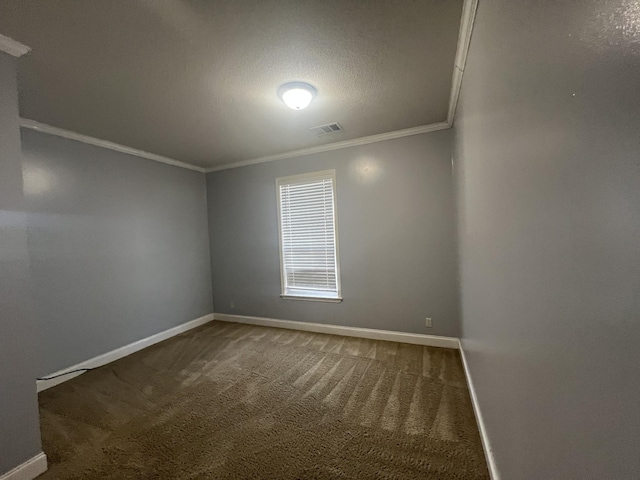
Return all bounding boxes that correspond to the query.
[20,119,205,173]
[458,340,500,480]
[447,0,479,125]
[204,122,451,173]
[214,313,460,349]
[0,452,47,480]
[36,313,214,392]
[0,33,31,58]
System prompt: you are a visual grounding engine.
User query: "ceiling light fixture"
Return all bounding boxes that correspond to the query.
[278,82,317,110]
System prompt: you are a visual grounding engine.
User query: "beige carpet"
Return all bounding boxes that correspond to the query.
[38,321,489,479]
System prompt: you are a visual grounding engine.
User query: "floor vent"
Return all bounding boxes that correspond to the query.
[310,122,344,136]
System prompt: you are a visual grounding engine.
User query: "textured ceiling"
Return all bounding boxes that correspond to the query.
[0,0,463,168]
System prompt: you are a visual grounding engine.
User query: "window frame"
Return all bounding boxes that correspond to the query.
[276,169,342,303]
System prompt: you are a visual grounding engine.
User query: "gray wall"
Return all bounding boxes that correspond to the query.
[0,52,43,475]
[207,130,459,337]
[453,1,640,478]
[22,129,213,377]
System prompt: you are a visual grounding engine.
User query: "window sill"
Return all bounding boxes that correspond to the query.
[280,294,343,303]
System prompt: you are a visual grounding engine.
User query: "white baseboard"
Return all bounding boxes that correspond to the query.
[458,340,500,480]
[213,313,459,349]
[0,453,47,480]
[37,313,214,392]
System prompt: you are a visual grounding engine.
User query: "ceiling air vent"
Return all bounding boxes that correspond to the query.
[310,122,344,136]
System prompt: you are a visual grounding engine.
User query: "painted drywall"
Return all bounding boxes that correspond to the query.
[0,52,43,475]
[454,0,640,478]
[207,131,459,337]
[0,0,462,167]
[21,129,213,377]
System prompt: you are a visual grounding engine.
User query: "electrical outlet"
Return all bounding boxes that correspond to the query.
[425,317,432,328]
[230,301,235,309]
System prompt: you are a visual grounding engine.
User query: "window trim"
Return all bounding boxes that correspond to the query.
[276,169,342,303]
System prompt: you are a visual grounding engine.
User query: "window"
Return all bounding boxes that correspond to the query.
[276,170,342,302]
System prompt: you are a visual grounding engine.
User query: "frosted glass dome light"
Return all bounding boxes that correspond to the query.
[278,82,317,110]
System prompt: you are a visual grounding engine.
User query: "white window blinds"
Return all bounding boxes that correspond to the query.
[277,170,341,301]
